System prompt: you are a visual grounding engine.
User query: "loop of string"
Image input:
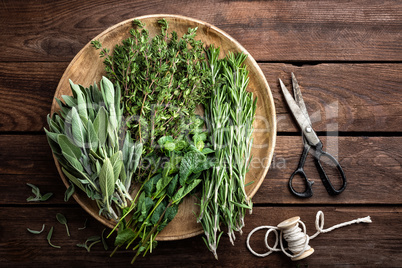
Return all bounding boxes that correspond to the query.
[246,211,372,259]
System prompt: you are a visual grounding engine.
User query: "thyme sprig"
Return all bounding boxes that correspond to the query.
[92,19,212,164]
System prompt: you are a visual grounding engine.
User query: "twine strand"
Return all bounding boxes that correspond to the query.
[246,211,372,259]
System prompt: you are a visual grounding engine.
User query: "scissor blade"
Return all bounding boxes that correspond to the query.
[291,73,311,126]
[279,78,321,146]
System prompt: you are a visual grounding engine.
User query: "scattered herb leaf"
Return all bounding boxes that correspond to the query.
[56,213,70,237]
[47,226,61,248]
[27,224,45,234]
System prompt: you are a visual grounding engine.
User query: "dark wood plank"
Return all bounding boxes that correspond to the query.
[1,135,400,205]
[0,62,66,132]
[0,206,400,267]
[1,0,401,62]
[265,63,402,133]
[0,62,400,132]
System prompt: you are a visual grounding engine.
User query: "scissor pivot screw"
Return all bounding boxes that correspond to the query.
[305,127,312,133]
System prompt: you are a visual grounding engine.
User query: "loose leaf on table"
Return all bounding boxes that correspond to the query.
[47,226,61,249]
[26,183,53,202]
[56,213,70,237]
[78,218,88,230]
[27,224,45,234]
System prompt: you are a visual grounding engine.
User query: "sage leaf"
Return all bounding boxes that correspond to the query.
[56,213,70,237]
[71,106,86,148]
[47,226,61,249]
[86,120,98,151]
[27,224,45,234]
[101,228,108,250]
[93,107,107,146]
[99,158,115,210]
[57,134,82,160]
[78,218,88,230]
[69,79,88,119]
[62,167,85,192]
[40,192,53,201]
[64,183,75,202]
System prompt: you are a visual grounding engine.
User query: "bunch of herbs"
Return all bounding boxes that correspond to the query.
[198,46,257,259]
[45,77,142,220]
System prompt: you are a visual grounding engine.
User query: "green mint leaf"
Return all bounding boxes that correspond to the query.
[40,192,53,201]
[115,228,136,246]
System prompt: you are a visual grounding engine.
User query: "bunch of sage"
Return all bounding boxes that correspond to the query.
[198,46,257,259]
[45,77,142,220]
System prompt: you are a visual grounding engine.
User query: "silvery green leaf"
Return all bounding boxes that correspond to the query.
[40,192,53,201]
[99,158,115,210]
[57,134,82,160]
[61,95,77,107]
[100,76,115,109]
[27,224,45,234]
[69,79,88,119]
[87,120,98,151]
[62,167,85,192]
[47,114,62,134]
[63,153,84,172]
[93,107,107,146]
[64,183,75,202]
[26,183,40,198]
[131,142,143,173]
[47,226,61,249]
[56,213,67,224]
[71,107,86,148]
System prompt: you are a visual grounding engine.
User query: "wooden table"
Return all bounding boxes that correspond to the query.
[1,1,401,267]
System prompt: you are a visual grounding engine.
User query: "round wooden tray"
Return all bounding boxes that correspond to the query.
[50,14,276,241]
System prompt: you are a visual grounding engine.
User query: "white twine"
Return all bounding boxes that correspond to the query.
[246,211,372,259]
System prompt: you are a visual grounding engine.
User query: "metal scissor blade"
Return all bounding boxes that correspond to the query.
[279,78,321,146]
[291,73,311,126]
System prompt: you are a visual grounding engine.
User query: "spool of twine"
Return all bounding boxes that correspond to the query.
[246,211,372,261]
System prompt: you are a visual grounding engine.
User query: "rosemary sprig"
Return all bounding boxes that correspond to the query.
[198,46,257,259]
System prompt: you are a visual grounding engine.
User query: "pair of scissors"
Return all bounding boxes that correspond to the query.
[279,73,347,198]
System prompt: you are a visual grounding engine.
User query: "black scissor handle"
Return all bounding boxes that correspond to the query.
[289,144,315,198]
[289,168,314,198]
[314,142,347,195]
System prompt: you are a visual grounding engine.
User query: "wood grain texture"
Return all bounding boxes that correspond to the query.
[0,62,400,132]
[0,206,400,267]
[1,135,400,205]
[1,0,401,62]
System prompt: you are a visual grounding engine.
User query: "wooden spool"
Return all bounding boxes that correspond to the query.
[50,14,277,241]
[277,216,315,261]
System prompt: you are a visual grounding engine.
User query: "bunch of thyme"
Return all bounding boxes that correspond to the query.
[92,19,212,167]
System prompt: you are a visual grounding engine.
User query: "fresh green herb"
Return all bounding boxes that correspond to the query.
[77,236,102,252]
[78,218,88,230]
[197,46,257,259]
[26,183,53,202]
[111,128,213,263]
[47,226,61,249]
[101,228,108,250]
[45,77,143,220]
[64,183,75,202]
[56,213,70,237]
[27,224,45,234]
[92,19,212,175]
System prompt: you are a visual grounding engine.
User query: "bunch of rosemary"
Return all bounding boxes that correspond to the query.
[198,46,257,259]
[45,77,142,220]
[92,19,212,164]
